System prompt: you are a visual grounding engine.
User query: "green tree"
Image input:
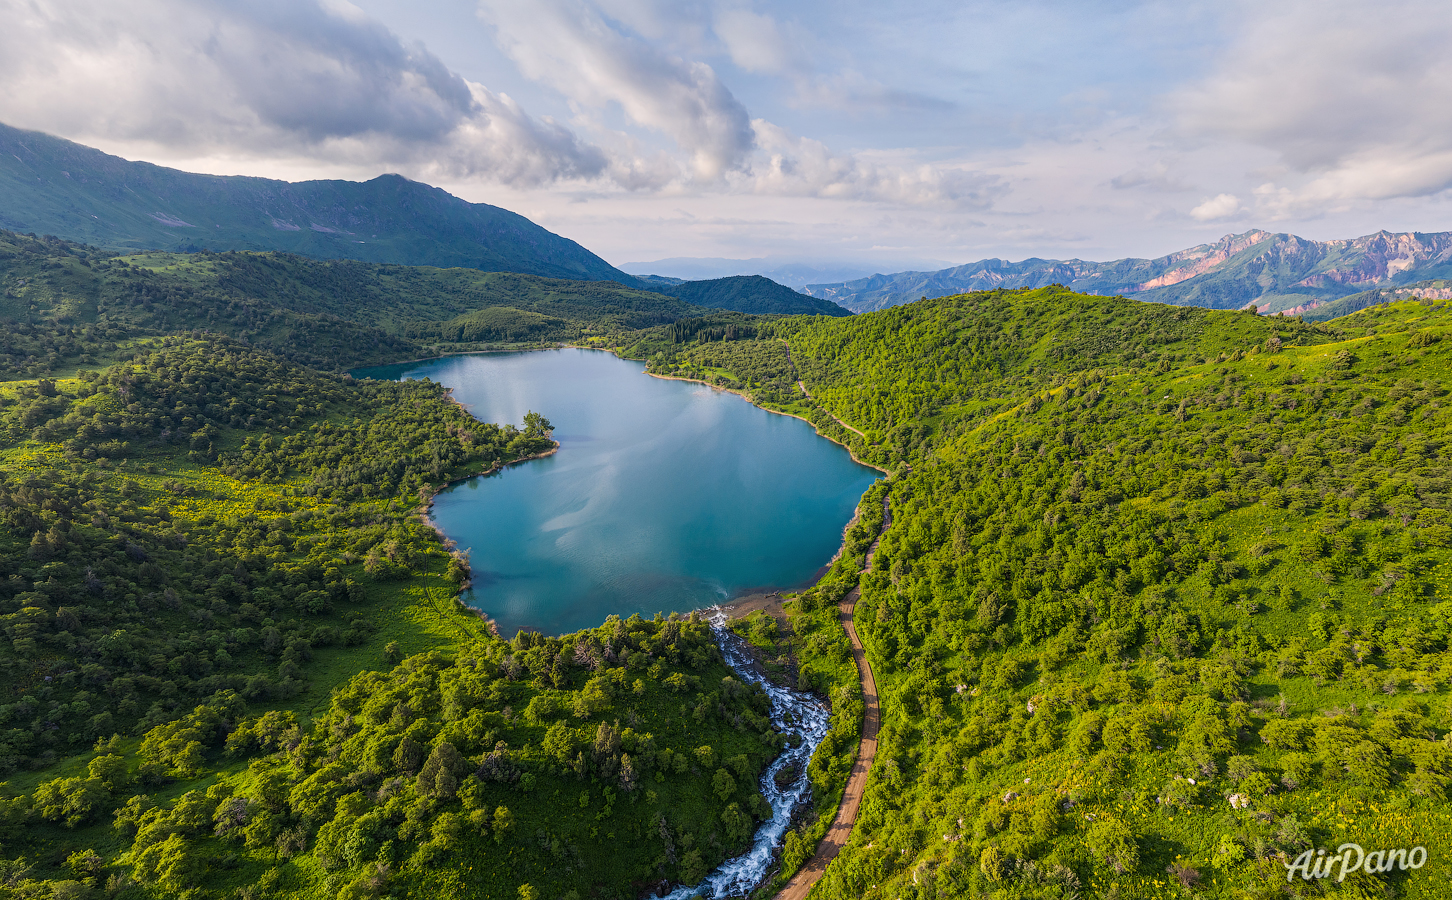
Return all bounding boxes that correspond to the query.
[416,741,464,799]
[33,776,107,827]
[712,768,736,801]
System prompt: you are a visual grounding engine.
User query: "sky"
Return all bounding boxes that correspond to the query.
[4,0,1452,271]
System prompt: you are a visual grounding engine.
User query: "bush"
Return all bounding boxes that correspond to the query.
[34,777,108,827]
[1086,819,1139,875]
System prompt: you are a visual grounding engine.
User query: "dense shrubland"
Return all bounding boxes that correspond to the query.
[1,338,791,900]
[682,288,1452,899]
[1,613,778,899]
[0,336,555,757]
[9,260,1452,900]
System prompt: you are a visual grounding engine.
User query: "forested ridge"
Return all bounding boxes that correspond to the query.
[668,287,1452,899]
[0,229,715,372]
[0,231,841,377]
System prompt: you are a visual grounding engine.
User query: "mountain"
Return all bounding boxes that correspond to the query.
[0,229,852,378]
[652,274,850,317]
[805,229,1452,314]
[622,256,953,289]
[620,256,950,288]
[0,121,634,281]
[0,123,844,318]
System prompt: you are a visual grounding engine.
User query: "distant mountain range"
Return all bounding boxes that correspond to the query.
[0,122,842,319]
[1300,279,1452,321]
[620,256,950,288]
[804,229,1452,314]
[16,121,1452,323]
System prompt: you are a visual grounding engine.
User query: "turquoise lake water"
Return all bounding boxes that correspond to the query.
[362,348,880,636]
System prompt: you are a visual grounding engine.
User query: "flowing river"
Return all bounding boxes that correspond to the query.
[657,610,832,900]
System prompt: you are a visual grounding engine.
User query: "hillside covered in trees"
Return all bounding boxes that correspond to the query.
[0,336,796,899]
[659,289,1452,899]
[4,254,1452,900]
[0,121,634,283]
[0,231,847,379]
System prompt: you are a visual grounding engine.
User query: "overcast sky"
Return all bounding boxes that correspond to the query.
[4,0,1452,268]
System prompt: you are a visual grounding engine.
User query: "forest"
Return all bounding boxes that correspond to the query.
[0,332,811,899]
[0,230,839,376]
[2,240,1452,900]
[657,288,1452,899]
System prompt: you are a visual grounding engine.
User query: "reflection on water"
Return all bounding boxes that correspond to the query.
[370,349,878,636]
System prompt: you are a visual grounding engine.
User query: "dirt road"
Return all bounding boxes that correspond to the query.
[784,343,868,441]
[774,496,890,900]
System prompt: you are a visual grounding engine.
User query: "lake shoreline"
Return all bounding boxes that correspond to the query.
[388,346,876,637]
[364,343,890,481]
[415,437,561,547]
[351,342,570,375]
[636,365,892,476]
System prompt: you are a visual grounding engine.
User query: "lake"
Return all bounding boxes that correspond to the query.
[362,348,880,636]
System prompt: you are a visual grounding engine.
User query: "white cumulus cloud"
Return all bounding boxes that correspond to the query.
[748,121,1002,208]
[1190,193,1242,221]
[477,0,757,182]
[0,0,611,187]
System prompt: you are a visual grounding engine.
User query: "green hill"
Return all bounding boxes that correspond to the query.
[5,278,1452,899]
[1304,279,1452,322]
[654,275,850,317]
[0,230,846,375]
[652,288,1452,899]
[0,124,852,320]
[0,338,783,900]
[0,231,724,373]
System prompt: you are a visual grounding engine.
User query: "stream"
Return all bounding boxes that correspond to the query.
[659,610,832,899]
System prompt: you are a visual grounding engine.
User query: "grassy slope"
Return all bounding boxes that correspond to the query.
[686,288,1452,899]
[1304,280,1452,322]
[655,276,851,318]
[19,269,1447,899]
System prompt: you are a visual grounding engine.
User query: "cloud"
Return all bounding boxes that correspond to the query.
[477,0,757,182]
[713,7,792,75]
[473,0,986,204]
[1173,0,1452,207]
[0,0,608,187]
[1189,193,1242,221]
[0,0,1009,209]
[1109,161,1192,193]
[747,121,1003,208]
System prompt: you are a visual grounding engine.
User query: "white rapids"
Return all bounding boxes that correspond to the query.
[659,608,832,899]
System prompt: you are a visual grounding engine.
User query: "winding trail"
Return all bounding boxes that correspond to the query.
[775,493,891,900]
[783,342,869,441]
